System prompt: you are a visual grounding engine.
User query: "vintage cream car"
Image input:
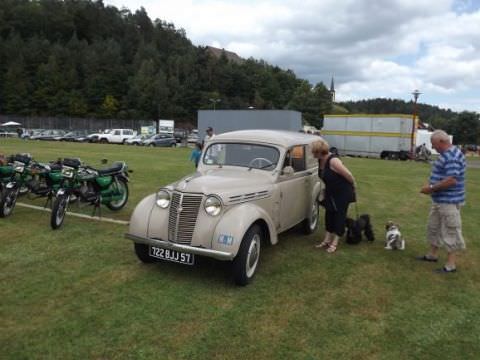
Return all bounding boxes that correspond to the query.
[126,130,323,285]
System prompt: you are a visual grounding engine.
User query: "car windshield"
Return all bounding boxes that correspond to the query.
[203,143,280,170]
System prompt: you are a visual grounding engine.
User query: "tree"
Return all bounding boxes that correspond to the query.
[449,112,480,145]
[100,95,119,118]
[2,56,31,114]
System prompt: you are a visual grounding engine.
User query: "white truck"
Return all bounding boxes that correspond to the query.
[321,115,417,160]
[98,129,136,144]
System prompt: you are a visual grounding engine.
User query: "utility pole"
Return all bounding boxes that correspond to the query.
[411,89,421,157]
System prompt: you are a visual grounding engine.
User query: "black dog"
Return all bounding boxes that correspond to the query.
[345,214,375,244]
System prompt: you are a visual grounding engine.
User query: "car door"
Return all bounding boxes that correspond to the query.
[112,129,121,143]
[277,145,310,231]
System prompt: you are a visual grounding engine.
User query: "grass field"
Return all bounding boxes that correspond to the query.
[1,138,480,359]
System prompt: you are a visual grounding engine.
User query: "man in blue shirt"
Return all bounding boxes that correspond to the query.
[418,130,466,273]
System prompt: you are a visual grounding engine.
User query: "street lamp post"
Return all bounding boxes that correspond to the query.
[209,98,221,111]
[410,89,421,157]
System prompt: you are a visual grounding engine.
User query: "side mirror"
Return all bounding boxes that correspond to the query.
[282,166,294,176]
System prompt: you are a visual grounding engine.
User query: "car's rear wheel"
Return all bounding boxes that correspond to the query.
[303,200,319,234]
[233,224,262,286]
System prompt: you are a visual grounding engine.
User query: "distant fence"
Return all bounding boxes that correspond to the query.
[0,115,154,131]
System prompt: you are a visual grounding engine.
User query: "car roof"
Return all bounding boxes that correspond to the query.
[211,129,321,147]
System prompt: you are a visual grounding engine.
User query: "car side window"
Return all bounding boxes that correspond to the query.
[114,130,121,135]
[289,145,306,172]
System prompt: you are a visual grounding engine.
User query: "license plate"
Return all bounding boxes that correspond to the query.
[149,246,195,265]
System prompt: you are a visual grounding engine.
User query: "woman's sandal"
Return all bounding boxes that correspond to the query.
[326,243,337,253]
[315,240,331,248]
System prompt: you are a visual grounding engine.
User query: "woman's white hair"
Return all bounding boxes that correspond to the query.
[431,129,450,143]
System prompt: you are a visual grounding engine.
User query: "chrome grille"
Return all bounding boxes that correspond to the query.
[168,192,203,245]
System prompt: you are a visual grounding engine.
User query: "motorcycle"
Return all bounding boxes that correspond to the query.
[0,154,33,217]
[50,159,130,229]
[26,160,64,206]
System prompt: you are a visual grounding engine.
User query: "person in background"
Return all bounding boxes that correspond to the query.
[418,129,466,273]
[311,139,356,253]
[203,126,215,146]
[190,142,202,168]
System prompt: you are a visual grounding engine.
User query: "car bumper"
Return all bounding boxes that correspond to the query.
[125,233,234,261]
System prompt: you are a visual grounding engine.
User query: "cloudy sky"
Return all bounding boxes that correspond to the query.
[105,0,480,112]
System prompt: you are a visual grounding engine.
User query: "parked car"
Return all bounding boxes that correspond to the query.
[98,129,136,144]
[174,128,188,143]
[0,129,17,137]
[74,132,94,142]
[54,130,89,141]
[85,130,110,143]
[21,129,43,139]
[187,133,200,144]
[30,129,65,140]
[126,130,324,285]
[125,134,152,145]
[142,134,177,147]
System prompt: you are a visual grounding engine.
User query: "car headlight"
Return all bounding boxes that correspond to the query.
[204,195,222,216]
[156,190,171,208]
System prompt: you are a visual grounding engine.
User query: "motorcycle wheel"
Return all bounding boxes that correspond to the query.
[0,188,18,218]
[106,178,129,211]
[51,194,69,229]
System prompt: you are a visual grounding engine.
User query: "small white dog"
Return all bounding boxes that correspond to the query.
[385,221,405,250]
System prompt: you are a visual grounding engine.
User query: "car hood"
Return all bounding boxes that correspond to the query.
[172,168,274,204]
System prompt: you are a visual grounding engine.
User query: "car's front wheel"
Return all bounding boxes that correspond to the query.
[302,200,319,234]
[134,243,156,263]
[233,224,262,286]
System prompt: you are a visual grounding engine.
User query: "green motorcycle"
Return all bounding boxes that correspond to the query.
[50,159,130,229]
[27,160,64,207]
[0,162,15,195]
[0,154,33,217]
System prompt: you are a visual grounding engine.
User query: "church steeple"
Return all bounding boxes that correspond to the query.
[330,76,335,102]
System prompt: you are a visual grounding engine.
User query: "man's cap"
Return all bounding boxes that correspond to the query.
[206,127,213,132]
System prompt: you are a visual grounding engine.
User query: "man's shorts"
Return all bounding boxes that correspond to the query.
[427,203,465,252]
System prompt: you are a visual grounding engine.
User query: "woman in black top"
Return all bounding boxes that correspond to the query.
[312,140,356,253]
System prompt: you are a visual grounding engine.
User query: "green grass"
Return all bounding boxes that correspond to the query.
[1,138,480,359]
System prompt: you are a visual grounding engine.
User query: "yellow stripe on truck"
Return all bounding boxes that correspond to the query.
[321,130,412,138]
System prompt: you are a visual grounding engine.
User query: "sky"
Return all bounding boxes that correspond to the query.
[105,0,480,112]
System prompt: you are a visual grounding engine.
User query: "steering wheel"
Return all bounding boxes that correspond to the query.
[248,157,273,169]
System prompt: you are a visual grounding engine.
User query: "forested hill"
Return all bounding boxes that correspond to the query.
[0,0,332,126]
[338,98,457,126]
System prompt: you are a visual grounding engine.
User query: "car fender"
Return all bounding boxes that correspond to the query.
[128,194,156,238]
[212,203,278,257]
[311,180,323,205]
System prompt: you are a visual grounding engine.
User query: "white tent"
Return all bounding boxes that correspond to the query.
[1,121,22,126]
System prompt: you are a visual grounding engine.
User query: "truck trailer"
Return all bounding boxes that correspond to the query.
[321,114,417,160]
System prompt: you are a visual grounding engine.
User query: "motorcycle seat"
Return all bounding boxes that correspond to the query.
[97,162,124,176]
[49,163,63,171]
[63,158,82,169]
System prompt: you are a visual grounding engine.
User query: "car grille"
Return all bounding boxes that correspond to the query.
[168,192,203,245]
